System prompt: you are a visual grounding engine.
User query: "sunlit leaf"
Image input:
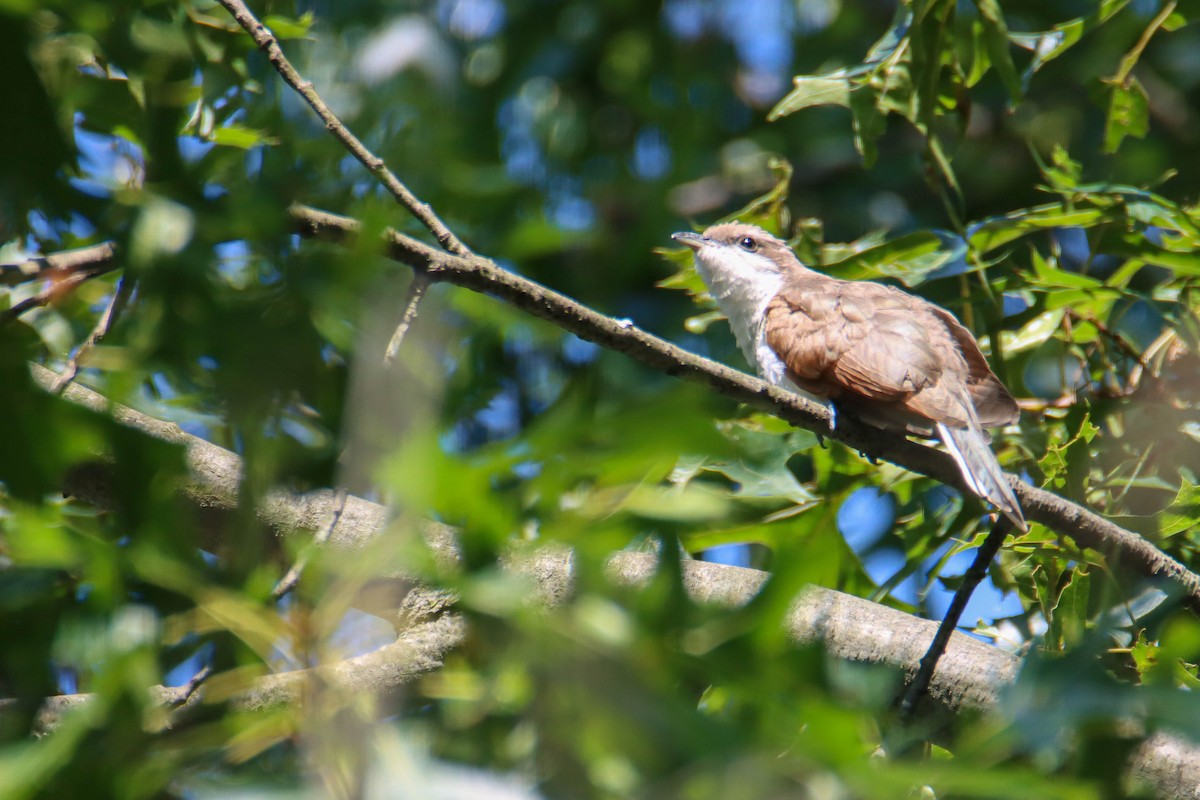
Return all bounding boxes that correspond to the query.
[262,12,315,40]
[210,123,280,149]
[1003,308,1066,354]
[768,76,851,121]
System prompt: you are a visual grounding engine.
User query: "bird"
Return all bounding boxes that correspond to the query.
[673,222,1025,531]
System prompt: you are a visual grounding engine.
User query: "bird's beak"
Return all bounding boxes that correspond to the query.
[672,231,708,251]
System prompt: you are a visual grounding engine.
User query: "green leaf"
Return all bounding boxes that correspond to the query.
[720,157,794,232]
[1003,308,1066,354]
[209,124,279,149]
[1011,21,1084,80]
[616,483,734,523]
[768,75,851,121]
[1048,566,1089,650]
[1104,235,1200,276]
[969,205,1110,254]
[1009,0,1130,85]
[907,0,955,128]
[1031,251,1105,289]
[848,85,886,166]
[263,12,316,40]
[1103,78,1150,154]
[972,0,1022,102]
[699,418,820,507]
[1163,11,1189,32]
[683,309,724,334]
[1038,410,1098,493]
[1160,480,1200,538]
[1039,144,1082,193]
[823,230,955,286]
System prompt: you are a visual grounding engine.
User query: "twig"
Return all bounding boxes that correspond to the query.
[899,516,1014,721]
[0,242,116,287]
[1112,1,1177,87]
[384,274,431,364]
[0,270,95,325]
[164,665,213,708]
[1065,308,1156,381]
[51,276,135,394]
[215,0,472,258]
[272,487,350,599]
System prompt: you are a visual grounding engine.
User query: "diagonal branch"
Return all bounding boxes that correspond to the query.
[51,275,135,393]
[286,203,1200,614]
[20,202,1200,611]
[900,517,1014,721]
[215,0,471,257]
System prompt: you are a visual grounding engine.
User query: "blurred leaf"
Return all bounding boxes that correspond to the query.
[1103,78,1149,154]
[720,157,793,233]
[973,0,1022,102]
[1039,410,1099,493]
[1004,308,1066,354]
[209,124,279,150]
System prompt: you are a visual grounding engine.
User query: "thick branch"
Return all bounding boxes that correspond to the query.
[20,554,1199,797]
[29,366,1200,797]
[286,204,1200,613]
[23,614,465,732]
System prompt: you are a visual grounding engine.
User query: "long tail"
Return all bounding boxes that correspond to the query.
[937,420,1026,531]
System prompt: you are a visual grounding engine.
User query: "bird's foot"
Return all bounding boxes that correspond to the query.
[815,403,839,448]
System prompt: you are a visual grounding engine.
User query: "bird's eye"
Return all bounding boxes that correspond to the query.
[739,236,758,252]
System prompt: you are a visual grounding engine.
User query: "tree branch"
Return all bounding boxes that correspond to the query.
[900,517,1014,722]
[0,242,116,287]
[27,365,1200,797]
[216,0,471,257]
[20,202,1200,613]
[285,203,1200,613]
[50,275,134,393]
[21,614,466,732]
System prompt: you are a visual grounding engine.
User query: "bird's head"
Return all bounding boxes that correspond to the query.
[672,223,804,289]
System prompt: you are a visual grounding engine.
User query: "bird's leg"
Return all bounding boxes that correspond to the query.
[827,401,878,463]
[816,401,838,447]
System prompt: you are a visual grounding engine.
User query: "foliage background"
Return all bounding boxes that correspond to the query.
[3,0,1200,797]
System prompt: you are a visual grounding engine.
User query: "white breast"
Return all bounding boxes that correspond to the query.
[692,247,785,375]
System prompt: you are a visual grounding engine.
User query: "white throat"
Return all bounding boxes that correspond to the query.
[692,246,788,386]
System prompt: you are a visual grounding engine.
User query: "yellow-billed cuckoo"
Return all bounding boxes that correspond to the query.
[673,222,1025,530]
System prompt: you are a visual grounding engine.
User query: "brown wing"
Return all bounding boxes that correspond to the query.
[764,281,944,403]
[926,306,1019,428]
